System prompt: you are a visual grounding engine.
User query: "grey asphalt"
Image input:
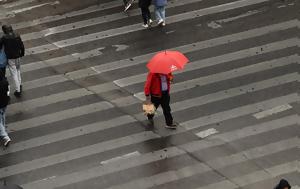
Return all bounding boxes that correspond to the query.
[0,0,299,188]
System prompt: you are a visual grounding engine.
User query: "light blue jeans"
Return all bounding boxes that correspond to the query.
[155,6,166,22]
[0,108,9,140]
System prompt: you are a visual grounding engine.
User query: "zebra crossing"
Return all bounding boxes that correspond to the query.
[0,0,299,188]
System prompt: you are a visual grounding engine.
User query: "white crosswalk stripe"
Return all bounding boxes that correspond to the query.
[1,0,299,188]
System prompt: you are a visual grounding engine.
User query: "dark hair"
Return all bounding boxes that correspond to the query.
[275,179,291,189]
[2,25,13,34]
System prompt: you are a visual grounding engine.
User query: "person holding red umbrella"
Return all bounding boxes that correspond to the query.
[144,50,188,129]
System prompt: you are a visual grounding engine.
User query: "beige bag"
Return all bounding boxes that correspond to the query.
[143,102,156,115]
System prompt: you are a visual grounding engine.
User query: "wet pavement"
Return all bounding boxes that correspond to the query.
[0,0,299,188]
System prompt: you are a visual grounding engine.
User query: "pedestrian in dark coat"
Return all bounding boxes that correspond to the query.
[144,72,177,129]
[274,179,291,189]
[138,0,153,28]
[0,25,25,98]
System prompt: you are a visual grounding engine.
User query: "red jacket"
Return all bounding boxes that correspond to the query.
[144,72,173,97]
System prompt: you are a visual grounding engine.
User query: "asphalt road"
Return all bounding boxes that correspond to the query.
[0,0,299,188]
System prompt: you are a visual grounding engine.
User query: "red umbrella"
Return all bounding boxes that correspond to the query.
[147,50,189,74]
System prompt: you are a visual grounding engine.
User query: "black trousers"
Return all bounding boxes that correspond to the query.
[0,67,5,80]
[141,7,151,24]
[123,0,128,5]
[147,92,173,126]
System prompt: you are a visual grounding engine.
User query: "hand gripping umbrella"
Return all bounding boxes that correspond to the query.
[147,50,189,74]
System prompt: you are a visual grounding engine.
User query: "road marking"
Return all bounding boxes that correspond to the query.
[134,55,299,100]
[253,104,293,119]
[21,19,299,74]
[114,39,299,88]
[8,101,114,132]
[21,0,205,41]
[12,0,126,30]
[182,93,300,131]
[0,131,160,179]
[26,0,273,55]
[0,116,136,156]
[4,73,299,155]
[196,128,219,138]
[6,88,93,114]
[100,151,141,165]
[20,115,299,189]
[104,137,299,189]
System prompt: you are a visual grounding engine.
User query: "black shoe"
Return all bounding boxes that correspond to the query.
[20,85,23,93]
[165,122,178,130]
[14,91,21,98]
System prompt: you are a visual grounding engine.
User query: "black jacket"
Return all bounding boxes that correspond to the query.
[0,78,10,109]
[139,0,152,8]
[0,32,25,59]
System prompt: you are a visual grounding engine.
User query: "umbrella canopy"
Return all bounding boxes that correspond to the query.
[147,51,189,74]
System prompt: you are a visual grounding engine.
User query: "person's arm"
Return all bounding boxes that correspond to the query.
[144,72,153,102]
[16,35,25,57]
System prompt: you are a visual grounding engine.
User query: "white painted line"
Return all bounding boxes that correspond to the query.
[20,114,299,189]
[0,131,160,179]
[100,151,141,165]
[134,55,299,101]
[21,19,299,74]
[6,88,93,114]
[26,0,273,55]
[196,128,219,138]
[8,101,114,132]
[2,0,38,8]
[114,39,299,88]
[181,93,300,131]
[253,104,293,119]
[12,1,59,14]
[105,137,299,189]
[0,115,136,156]
[67,19,300,79]
[12,0,125,30]
[22,75,68,90]
[21,0,203,41]
[123,72,299,108]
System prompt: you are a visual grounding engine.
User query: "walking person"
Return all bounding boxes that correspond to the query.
[0,25,25,98]
[274,179,291,189]
[0,77,11,147]
[144,72,177,129]
[153,0,167,26]
[139,0,153,28]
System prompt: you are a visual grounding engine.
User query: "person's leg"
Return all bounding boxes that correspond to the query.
[147,96,160,121]
[155,6,162,22]
[161,6,166,22]
[0,67,5,79]
[7,59,21,93]
[0,108,10,141]
[146,6,152,23]
[16,58,22,92]
[160,92,173,126]
[141,7,148,25]
[123,0,128,5]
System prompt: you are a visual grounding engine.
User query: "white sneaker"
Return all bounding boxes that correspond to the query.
[142,24,149,28]
[157,19,163,25]
[162,22,166,26]
[148,19,153,25]
[3,138,11,147]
